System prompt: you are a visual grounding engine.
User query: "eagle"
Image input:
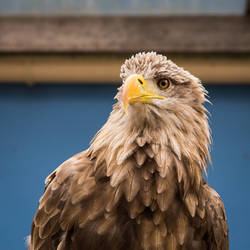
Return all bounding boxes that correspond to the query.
[29,52,229,250]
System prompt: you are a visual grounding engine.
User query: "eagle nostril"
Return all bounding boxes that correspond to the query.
[138,79,143,85]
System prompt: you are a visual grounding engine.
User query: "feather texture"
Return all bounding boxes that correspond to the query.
[124,168,140,202]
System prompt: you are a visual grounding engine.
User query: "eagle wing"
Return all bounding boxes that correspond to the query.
[30,151,91,249]
[30,151,138,250]
[203,183,229,250]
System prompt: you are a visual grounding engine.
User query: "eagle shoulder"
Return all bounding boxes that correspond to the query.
[30,151,94,250]
[203,184,229,250]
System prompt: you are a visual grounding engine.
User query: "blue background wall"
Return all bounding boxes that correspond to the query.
[0,84,249,250]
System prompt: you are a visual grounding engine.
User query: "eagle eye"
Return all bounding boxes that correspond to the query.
[157,79,171,90]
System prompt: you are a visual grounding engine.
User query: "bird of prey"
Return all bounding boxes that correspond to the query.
[29,52,228,250]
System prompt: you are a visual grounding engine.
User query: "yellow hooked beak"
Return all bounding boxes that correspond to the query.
[122,74,165,114]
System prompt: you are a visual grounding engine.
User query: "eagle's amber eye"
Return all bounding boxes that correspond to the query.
[157,79,171,90]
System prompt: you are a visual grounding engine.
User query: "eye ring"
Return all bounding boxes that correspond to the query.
[157,79,171,90]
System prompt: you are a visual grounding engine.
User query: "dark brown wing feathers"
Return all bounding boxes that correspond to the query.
[203,184,229,250]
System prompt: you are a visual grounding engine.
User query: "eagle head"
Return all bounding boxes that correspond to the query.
[118,52,208,131]
[90,52,210,171]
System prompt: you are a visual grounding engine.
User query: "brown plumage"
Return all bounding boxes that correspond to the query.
[29,52,228,250]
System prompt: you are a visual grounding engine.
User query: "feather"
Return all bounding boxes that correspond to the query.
[174,157,184,183]
[180,164,190,198]
[150,200,158,212]
[45,171,56,186]
[140,189,153,207]
[157,192,170,212]
[110,161,132,187]
[127,197,144,219]
[39,186,52,208]
[197,206,205,219]
[87,196,106,221]
[154,148,166,169]
[147,161,156,173]
[78,208,91,228]
[136,215,142,225]
[34,207,49,227]
[142,178,152,192]
[194,164,202,192]
[94,162,106,182]
[34,207,60,228]
[139,218,155,250]
[32,228,50,250]
[50,181,60,191]
[78,196,106,228]
[155,152,173,178]
[105,185,123,212]
[124,169,140,202]
[136,136,147,147]
[105,145,120,168]
[43,187,65,214]
[153,210,164,225]
[156,175,168,194]
[97,214,116,235]
[184,192,198,217]
[142,168,152,180]
[151,226,165,250]
[169,136,181,159]
[71,177,96,205]
[159,222,168,237]
[94,149,106,172]
[106,162,118,177]
[77,166,94,185]
[116,142,137,165]
[60,201,81,230]
[166,234,177,250]
[56,233,67,250]
[185,160,195,186]
[134,149,147,166]
[142,129,153,145]
[38,215,58,239]
[151,143,160,155]
[175,212,189,245]
[144,144,154,158]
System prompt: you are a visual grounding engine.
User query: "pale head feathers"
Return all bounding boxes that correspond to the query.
[120,51,199,84]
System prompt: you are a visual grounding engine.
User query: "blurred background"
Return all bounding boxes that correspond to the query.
[0,1,250,250]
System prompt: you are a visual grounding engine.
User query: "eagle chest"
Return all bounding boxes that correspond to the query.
[89,140,192,249]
